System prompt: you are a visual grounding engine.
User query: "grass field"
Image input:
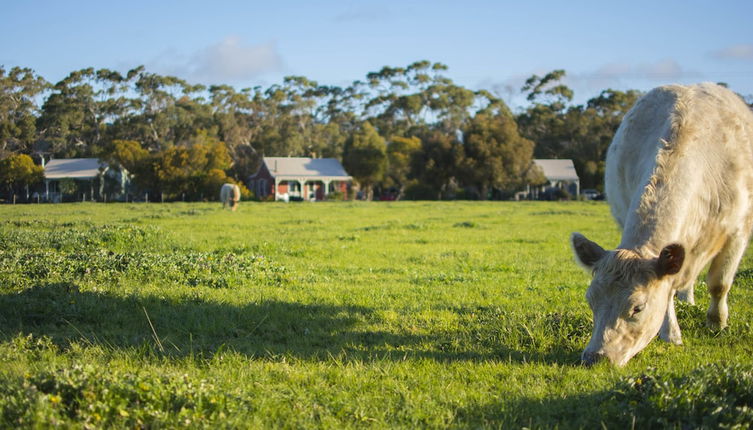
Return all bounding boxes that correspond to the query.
[1,201,753,428]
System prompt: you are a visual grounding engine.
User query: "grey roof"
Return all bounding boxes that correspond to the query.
[534,159,579,182]
[44,158,106,179]
[262,157,351,179]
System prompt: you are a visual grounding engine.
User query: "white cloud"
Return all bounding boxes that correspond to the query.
[573,59,688,83]
[189,36,283,82]
[568,59,699,92]
[710,44,753,61]
[147,36,284,84]
[636,59,685,79]
[481,59,702,109]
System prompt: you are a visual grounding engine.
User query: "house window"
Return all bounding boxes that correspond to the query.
[289,182,301,193]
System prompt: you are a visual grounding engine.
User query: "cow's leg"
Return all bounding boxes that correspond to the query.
[706,235,748,331]
[676,285,695,305]
[659,291,682,344]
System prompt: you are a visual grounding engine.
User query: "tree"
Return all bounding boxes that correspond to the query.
[0,153,43,200]
[37,68,121,157]
[107,139,154,196]
[517,70,642,191]
[385,135,421,199]
[461,110,536,199]
[126,68,211,151]
[359,61,487,138]
[343,122,387,200]
[517,70,574,159]
[0,66,49,156]
[521,69,573,108]
[411,130,464,200]
[153,131,233,200]
[209,84,263,180]
[563,89,641,189]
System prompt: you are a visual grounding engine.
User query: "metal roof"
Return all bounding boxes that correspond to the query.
[533,159,579,182]
[44,158,106,179]
[262,157,351,179]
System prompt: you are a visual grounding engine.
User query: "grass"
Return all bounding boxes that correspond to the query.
[1,200,753,428]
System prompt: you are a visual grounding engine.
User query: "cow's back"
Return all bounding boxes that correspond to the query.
[605,83,753,249]
[605,86,681,228]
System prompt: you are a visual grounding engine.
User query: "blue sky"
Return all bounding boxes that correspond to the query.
[2,1,752,108]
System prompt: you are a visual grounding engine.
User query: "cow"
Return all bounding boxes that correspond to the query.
[220,183,241,211]
[571,83,753,366]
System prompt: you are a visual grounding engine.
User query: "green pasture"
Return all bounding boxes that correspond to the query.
[1,201,753,428]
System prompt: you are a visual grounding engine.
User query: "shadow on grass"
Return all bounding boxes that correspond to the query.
[454,388,634,429]
[0,282,583,365]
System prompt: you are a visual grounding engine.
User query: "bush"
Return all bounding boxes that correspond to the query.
[325,191,346,201]
[404,183,437,200]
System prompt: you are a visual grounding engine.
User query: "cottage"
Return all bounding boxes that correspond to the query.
[532,159,580,199]
[249,157,352,201]
[43,158,127,202]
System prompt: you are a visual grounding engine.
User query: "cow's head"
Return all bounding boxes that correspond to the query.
[571,232,684,366]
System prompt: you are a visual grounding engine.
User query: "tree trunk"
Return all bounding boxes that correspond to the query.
[480,184,489,200]
[365,184,374,201]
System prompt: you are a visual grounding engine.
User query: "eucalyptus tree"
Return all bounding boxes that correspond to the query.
[385,135,421,199]
[127,68,212,151]
[564,88,641,189]
[460,105,536,199]
[516,69,574,159]
[0,66,49,156]
[37,68,99,157]
[343,122,387,200]
[360,60,456,138]
[517,69,642,190]
[209,84,264,179]
[410,130,464,200]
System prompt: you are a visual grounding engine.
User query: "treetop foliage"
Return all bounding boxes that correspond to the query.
[0,61,711,200]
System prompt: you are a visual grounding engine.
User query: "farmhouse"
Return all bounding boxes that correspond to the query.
[249,157,352,201]
[532,159,580,199]
[43,158,127,202]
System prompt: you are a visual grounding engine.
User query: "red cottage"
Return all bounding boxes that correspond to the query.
[249,157,353,201]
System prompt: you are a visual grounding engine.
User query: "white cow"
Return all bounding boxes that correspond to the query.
[572,83,753,366]
[220,183,241,211]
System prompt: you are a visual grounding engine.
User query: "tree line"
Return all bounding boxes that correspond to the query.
[2,61,744,201]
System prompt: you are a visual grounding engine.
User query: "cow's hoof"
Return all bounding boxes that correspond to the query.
[706,318,728,332]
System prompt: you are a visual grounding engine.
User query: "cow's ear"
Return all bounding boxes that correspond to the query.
[656,244,685,277]
[571,232,606,271]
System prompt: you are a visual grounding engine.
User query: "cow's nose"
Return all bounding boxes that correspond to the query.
[581,351,606,366]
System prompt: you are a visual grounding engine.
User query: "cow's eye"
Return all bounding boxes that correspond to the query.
[631,304,646,316]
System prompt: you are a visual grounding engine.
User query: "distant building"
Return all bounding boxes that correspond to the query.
[249,157,352,201]
[44,158,128,202]
[532,159,580,199]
